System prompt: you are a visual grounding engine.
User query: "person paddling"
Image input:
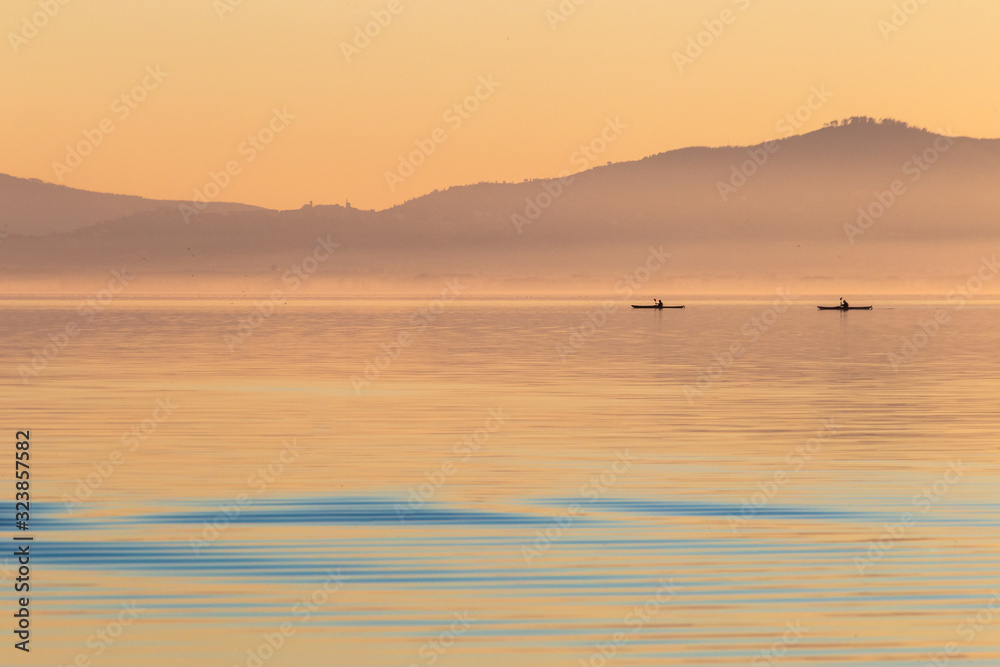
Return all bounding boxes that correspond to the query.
[840,297,849,309]
[658,300,663,308]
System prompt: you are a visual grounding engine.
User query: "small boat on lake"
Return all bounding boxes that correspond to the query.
[817,306,873,310]
[632,304,685,309]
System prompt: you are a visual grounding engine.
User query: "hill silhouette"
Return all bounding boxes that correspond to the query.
[2,119,999,294]
[0,174,264,235]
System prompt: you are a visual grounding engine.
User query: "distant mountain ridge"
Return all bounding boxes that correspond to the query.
[0,174,264,235]
[2,119,999,294]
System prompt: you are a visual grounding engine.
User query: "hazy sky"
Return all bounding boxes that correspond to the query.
[3,0,999,210]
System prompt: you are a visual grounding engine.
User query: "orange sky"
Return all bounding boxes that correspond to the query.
[3,0,999,211]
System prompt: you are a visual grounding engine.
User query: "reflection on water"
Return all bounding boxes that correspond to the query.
[2,299,999,666]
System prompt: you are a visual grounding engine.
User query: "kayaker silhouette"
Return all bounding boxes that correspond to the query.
[840,297,849,309]
[658,300,663,308]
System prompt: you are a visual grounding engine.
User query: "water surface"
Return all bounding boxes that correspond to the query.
[2,298,999,666]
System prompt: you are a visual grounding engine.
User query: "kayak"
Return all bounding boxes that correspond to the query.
[817,306,873,310]
[632,305,685,309]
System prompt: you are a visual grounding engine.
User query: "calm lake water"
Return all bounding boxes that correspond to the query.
[2,298,999,666]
